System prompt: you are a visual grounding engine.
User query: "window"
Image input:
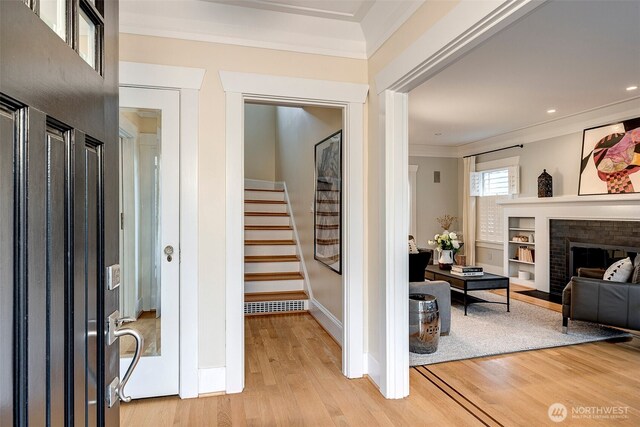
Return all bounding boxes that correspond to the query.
[471,164,519,243]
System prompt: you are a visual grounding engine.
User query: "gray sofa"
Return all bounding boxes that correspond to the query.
[410,280,451,335]
[562,268,640,332]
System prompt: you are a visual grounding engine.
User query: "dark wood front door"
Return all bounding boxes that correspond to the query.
[0,0,119,425]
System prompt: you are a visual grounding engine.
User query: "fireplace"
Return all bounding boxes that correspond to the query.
[569,242,638,278]
[549,219,640,298]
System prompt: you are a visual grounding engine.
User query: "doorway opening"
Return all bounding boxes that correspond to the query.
[242,102,345,376]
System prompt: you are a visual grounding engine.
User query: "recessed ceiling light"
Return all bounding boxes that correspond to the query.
[547,109,556,114]
[434,132,442,136]
[627,85,638,91]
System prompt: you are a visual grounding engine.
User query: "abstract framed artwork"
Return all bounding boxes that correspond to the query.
[579,117,640,195]
[314,130,342,274]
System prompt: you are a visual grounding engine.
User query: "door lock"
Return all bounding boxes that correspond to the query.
[164,245,174,262]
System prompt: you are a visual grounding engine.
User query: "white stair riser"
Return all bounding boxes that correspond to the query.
[244,245,296,256]
[245,203,286,213]
[244,190,284,201]
[245,229,293,240]
[245,261,300,274]
[245,180,279,190]
[245,279,304,293]
[244,215,290,226]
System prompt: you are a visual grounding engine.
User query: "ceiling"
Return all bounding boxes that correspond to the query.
[408,0,640,148]
[206,0,375,22]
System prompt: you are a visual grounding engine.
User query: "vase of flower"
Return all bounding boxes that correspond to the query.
[438,249,454,270]
[429,230,462,271]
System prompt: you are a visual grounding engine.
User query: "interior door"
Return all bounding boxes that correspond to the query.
[0,0,120,425]
[118,86,181,398]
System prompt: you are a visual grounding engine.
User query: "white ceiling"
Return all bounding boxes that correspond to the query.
[206,0,375,22]
[408,0,640,149]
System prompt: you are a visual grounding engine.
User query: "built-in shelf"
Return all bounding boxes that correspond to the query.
[506,216,536,288]
[509,259,534,265]
[497,193,640,205]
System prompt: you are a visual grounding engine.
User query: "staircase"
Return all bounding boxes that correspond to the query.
[244,181,309,315]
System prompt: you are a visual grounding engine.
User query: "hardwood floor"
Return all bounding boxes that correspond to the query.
[120,311,161,357]
[122,310,640,426]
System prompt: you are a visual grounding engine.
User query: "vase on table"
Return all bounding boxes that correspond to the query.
[438,249,454,270]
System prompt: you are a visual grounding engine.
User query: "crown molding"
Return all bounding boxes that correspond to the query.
[457,97,640,157]
[362,0,425,57]
[120,0,424,60]
[408,143,458,158]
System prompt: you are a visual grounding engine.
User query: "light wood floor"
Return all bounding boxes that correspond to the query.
[122,301,640,426]
[120,311,161,357]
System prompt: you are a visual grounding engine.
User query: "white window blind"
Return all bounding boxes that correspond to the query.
[477,194,506,242]
[472,166,518,242]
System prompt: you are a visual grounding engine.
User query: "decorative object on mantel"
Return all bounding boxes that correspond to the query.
[578,117,640,195]
[314,130,342,274]
[428,231,462,270]
[537,169,553,197]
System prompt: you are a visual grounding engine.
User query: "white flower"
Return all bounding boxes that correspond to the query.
[452,240,460,249]
[434,234,439,240]
[450,232,457,240]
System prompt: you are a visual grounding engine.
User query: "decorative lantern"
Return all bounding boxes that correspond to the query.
[538,169,552,198]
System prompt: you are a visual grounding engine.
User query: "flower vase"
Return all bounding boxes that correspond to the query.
[438,249,454,270]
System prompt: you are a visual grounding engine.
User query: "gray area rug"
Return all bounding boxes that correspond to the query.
[410,290,631,366]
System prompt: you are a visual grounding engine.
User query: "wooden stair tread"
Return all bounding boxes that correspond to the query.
[245,239,295,245]
[245,212,289,216]
[245,255,299,262]
[245,188,284,192]
[245,199,286,204]
[245,272,304,281]
[245,225,292,230]
[245,291,308,302]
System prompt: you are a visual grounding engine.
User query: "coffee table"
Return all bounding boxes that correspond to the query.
[425,265,510,315]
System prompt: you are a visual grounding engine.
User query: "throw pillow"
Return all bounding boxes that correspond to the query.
[409,239,419,254]
[632,254,640,284]
[603,257,634,282]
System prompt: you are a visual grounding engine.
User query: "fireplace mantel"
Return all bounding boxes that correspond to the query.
[498,193,640,206]
[500,195,640,294]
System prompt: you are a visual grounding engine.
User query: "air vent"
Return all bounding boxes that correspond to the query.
[244,300,306,315]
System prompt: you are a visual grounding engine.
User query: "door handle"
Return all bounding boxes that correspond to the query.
[106,310,144,406]
[164,245,174,262]
[114,326,143,403]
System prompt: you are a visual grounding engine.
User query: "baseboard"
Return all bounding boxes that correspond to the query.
[198,367,226,394]
[309,298,343,347]
[364,353,381,387]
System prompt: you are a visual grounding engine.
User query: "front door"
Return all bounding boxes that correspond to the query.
[1,0,120,425]
[118,86,180,398]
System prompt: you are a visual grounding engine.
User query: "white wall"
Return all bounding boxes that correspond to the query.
[275,106,344,321]
[244,104,277,181]
[409,156,460,248]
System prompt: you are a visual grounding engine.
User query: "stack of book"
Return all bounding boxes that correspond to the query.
[450,265,484,277]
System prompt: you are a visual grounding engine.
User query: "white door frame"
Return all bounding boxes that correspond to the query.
[120,61,205,398]
[220,71,368,393]
[375,0,546,398]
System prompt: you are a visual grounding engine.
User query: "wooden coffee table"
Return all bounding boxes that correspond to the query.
[425,265,510,315]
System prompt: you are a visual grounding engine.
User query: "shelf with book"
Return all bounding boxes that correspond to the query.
[506,216,535,286]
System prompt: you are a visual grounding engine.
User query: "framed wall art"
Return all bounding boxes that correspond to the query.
[314,130,342,274]
[579,117,640,195]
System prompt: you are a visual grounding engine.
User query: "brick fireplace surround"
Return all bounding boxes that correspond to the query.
[549,219,640,297]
